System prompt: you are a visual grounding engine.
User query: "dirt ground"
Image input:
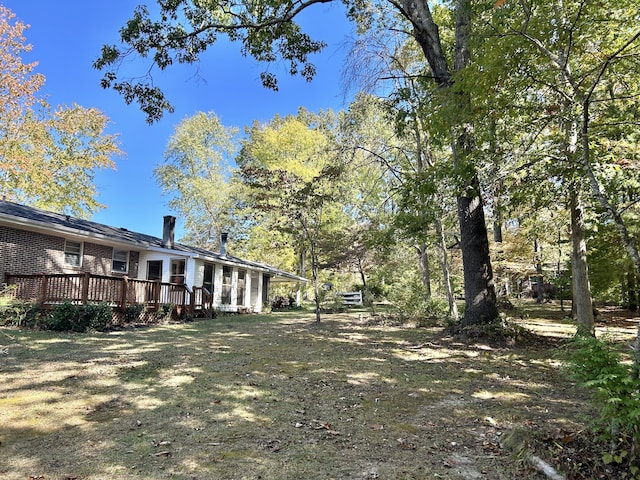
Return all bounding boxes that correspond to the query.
[0,301,637,479]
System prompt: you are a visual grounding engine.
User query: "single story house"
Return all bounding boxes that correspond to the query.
[0,199,306,315]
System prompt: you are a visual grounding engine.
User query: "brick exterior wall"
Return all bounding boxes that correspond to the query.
[1,225,139,283]
[82,242,113,275]
[128,251,140,278]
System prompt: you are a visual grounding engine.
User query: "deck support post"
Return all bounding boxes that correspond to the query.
[81,272,90,305]
[40,274,47,305]
[120,276,128,310]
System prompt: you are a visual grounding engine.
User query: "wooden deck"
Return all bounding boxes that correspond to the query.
[4,272,213,318]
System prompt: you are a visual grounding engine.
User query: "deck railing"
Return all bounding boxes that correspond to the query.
[191,286,213,318]
[3,272,205,315]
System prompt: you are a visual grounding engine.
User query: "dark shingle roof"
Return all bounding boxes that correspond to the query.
[0,200,307,282]
[0,199,165,247]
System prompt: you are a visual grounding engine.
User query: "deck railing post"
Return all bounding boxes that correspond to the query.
[189,286,195,315]
[120,276,128,310]
[40,274,47,305]
[154,280,160,311]
[81,272,90,305]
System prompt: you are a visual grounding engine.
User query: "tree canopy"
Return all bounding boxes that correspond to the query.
[155,111,238,250]
[1,6,122,217]
[96,0,640,334]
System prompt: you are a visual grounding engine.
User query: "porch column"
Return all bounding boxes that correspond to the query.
[257,273,264,313]
[245,272,252,310]
[231,267,238,309]
[213,264,223,307]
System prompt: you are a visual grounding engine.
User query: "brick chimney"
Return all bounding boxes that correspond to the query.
[220,232,228,256]
[162,215,176,249]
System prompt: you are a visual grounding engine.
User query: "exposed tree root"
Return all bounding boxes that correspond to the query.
[446,317,553,346]
[502,429,565,480]
[528,455,565,480]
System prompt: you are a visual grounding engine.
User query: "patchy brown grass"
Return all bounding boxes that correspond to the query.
[0,301,637,479]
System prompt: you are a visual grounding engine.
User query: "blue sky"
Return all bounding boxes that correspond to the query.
[4,1,354,239]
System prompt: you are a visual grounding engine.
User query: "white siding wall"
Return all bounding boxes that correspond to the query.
[136,252,195,286]
[184,257,196,287]
[193,259,204,288]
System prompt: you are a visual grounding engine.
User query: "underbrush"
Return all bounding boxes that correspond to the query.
[449,317,542,342]
[386,279,452,321]
[565,335,640,477]
[355,296,453,328]
[0,286,42,328]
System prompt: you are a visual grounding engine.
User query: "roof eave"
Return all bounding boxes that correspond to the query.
[0,213,148,250]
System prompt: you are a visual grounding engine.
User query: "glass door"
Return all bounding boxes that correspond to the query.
[203,263,215,295]
[147,260,162,281]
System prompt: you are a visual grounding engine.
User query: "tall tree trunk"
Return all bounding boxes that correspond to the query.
[436,217,458,320]
[620,274,628,310]
[357,256,367,290]
[570,189,595,336]
[417,243,432,299]
[626,266,638,312]
[556,229,566,313]
[489,116,503,245]
[535,239,544,304]
[298,247,307,302]
[493,218,503,244]
[399,0,498,326]
[356,256,367,303]
[457,180,499,325]
[310,239,321,323]
[454,0,497,325]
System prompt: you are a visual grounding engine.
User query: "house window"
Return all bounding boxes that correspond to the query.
[64,240,82,267]
[237,270,246,306]
[170,259,185,284]
[221,266,232,305]
[112,249,129,273]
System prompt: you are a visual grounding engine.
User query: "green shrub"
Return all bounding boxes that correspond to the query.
[387,270,450,322]
[81,302,113,331]
[566,335,640,473]
[124,304,144,322]
[0,297,41,328]
[0,285,18,325]
[154,303,176,322]
[44,301,113,332]
[423,297,450,319]
[320,292,347,313]
[46,301,82,331]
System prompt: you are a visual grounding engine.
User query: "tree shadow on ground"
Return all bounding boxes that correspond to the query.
[1,305,629,479]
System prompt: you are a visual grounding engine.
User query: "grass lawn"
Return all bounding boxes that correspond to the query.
[0,302,637,479]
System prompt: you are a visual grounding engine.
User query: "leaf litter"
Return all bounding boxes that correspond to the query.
[0,303,636,479]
